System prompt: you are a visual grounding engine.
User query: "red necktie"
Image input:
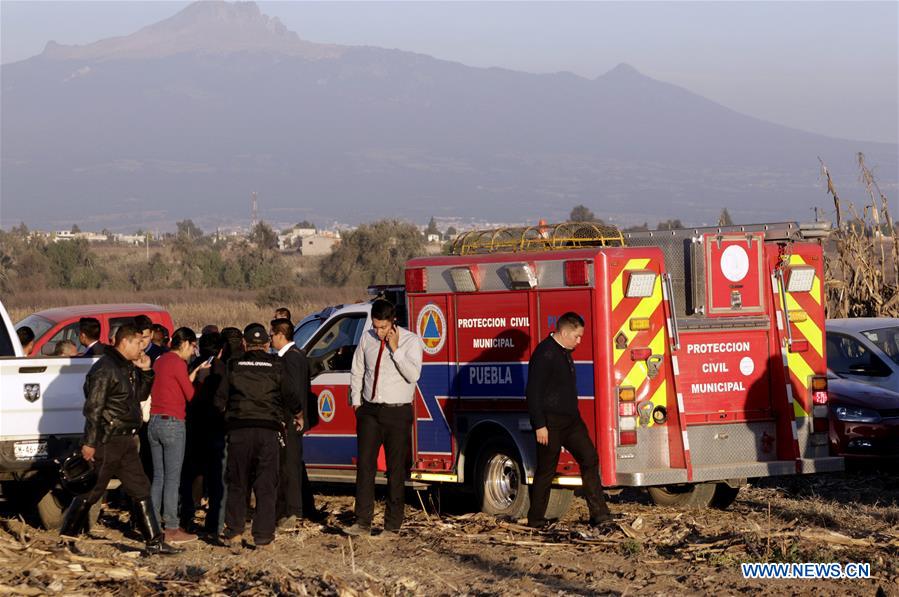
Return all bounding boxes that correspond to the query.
[370,339,385,401]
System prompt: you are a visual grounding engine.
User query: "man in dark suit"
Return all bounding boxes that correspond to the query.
[146,323,169,363]
[270,318,318,530]
[78,317,104,358]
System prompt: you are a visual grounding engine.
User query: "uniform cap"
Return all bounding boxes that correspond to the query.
[243,323,270,344]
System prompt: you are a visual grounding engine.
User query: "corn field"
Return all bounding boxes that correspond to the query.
[823,153,899,318]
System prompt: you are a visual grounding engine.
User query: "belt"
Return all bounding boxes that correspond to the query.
[364,401,411,408]
[151,414,183,421]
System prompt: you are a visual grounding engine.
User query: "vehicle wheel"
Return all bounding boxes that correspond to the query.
[544,488,574,521]
[710,483,741,510]
[475,440,529,519]
[37,486,102,530]
[647,483,716,508]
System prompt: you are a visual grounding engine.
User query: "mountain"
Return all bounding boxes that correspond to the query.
[1,1,896,231]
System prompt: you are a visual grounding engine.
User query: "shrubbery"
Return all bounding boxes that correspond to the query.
[0,227,290,295]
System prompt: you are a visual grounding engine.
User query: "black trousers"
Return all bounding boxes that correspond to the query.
[354,402,412,530]
[82,434,151,505]
[527,413,609,524]
[277,425,317,519]
[224,427,281,544]
[298,435,316,517]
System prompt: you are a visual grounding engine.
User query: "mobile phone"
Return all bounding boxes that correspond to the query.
[205,356,214,365]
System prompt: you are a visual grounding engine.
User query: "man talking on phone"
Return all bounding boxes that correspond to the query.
[344,299,423,538]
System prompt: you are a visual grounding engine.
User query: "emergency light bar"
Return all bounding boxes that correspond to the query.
[405,268,427,293]
[506,263,538,290]
[625,270,657,298]
[564,260,590,286]
[785,265,815,293]
[449,266,480,292]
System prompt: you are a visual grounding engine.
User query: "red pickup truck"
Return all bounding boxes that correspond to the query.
[16,304,173,356]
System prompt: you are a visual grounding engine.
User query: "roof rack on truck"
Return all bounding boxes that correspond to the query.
[451,221,625,255]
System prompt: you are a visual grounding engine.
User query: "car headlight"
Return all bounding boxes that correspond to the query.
[833,406,882,423]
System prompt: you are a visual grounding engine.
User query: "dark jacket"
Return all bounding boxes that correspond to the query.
[190,357,227,437]
[282,344,317,431]
[80,341,106,358]
[526,335,579,429]
[215,349,302,432]
[82,348,154,447]
[145,343,166,364]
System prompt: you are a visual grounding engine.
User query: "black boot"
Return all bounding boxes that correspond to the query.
[134,498,182,555]
[59,496,91,539]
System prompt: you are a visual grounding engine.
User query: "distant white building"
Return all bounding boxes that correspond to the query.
[115,234,145,245]
[53,231,107,243]
[278,226,317,250]
[426,233,441,244]
[297,234,340,256]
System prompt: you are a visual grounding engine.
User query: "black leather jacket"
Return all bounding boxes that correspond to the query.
[82,348,154,447]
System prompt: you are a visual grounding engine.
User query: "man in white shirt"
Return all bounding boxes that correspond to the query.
[344,299,423,537]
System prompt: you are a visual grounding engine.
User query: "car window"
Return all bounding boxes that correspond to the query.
[294,317,325,350]
[0,320,14,357]
[307,315,367,370]
[45,321,85,354]
[16,315,55,342]
[827,333,892,377]
[861,326,899,366]
[109,316,138,343]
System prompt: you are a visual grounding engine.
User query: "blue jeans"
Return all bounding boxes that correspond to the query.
[148,415,186,529]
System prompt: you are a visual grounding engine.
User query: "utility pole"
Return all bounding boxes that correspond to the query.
[145,232,149,262]
[251,192,258,229]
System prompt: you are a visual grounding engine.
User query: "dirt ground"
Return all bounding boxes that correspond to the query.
[1,469,897,596]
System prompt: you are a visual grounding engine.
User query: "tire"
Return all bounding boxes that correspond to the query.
[710,483,741,510]
[475,440,529,519]
[647,483,716,508]
[37,486,102,530]
[544,488,574,521]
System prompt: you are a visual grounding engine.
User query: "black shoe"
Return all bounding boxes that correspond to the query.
[527,519,550,529]
[59,496,92,539]
[342,523,371,536]
[302,509,327,523]
[133,497,182,555]
[145,537,183,555]
[588,512,615,527]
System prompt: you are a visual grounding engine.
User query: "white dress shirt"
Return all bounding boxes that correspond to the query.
[350,326,424,406]
[277,341,296,357]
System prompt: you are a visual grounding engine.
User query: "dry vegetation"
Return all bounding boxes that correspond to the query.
[823,153,899,318]
[5,287,365,331]
[0,471,896,595]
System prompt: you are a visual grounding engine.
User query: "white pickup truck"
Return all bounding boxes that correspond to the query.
[0,299,93,527]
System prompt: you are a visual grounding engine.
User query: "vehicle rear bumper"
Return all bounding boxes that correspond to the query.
[799,456,844,474]
[616,460,807,487]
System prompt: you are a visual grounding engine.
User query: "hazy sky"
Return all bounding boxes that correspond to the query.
[2,1,897,143]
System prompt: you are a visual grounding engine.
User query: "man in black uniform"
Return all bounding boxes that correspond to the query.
[59,324,180,554]
[270,318,318,531]
[526,312,613,528]
[215,323,301,547]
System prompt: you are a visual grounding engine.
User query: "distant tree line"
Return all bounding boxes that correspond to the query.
[0,218,431,296]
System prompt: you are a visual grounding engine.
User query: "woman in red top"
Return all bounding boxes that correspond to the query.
[148,327,210,544]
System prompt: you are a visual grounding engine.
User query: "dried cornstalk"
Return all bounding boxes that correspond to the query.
[822,155,899,318]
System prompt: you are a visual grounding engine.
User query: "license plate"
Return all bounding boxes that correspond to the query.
[14,441,48,460]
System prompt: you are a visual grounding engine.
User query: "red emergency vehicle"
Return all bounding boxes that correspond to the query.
[303,221,841,518]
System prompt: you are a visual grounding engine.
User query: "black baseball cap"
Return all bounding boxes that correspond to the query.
[243,323,270,344]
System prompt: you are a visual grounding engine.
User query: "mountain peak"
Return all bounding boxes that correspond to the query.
[41,0,342,62]
[600,62,642,79]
